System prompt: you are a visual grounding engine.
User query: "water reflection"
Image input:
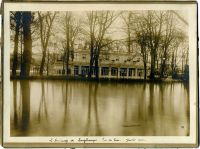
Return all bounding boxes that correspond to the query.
[13,80,18,128]
[84,83,101,136]
[38,81,48,122]
[12,80,31,135]
[10,80,189,136]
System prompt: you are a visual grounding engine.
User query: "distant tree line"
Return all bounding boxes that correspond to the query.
[10,10,189,80]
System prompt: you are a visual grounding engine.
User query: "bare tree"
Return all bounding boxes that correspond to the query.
[85,11,98,78]
[121,11,134,54]
[133,11,186,80]
[20,12,33,77]
[170,31,186,78]
[128,11,150,80]
[38,11,56,76]
[61,12,80,75]
[159,11,176,78]
[85,11,119,79]
[10,12,22,76]
[145,11,164,80]
[134,23,149,80]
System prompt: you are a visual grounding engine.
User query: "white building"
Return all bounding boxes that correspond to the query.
[47,47,146,79]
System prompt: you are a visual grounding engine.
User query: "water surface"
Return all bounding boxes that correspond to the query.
[10,80,189,136]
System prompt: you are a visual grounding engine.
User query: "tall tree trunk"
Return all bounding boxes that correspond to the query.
[65,14,70,76]
[144,62,147,80]
[62,52,66,74]
[40,50,46,76]
[160,60,166,78]
[127,26,131,54]
[160,49,167,78]
[141,46,147,80]
[12,12,21,76]
[88,56,93,78]
[66,49,69,75]
[94,53,99,80]
[20,28,23,74]
[88,42,94,78]
[20,12,32,77]
[12,26,19,76]
[150,49,155,80]
[47,49,49,76]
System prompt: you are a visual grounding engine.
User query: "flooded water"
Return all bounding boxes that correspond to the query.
[10,80,189,136]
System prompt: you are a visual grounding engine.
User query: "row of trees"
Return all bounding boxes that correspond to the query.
[11,12,32,77]
[10,10,189,80]
[121,11,188,80]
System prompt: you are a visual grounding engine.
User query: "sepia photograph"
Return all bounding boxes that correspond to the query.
[3,2,198,147]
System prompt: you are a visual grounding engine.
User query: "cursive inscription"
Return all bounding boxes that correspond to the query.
[48,137,145,144]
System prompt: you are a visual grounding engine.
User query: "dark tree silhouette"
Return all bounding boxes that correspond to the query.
[20,12,32,77]
[38,12,56,76]
[11,12,22,76]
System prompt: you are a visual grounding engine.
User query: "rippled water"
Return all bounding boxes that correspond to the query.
[10,80,189,136]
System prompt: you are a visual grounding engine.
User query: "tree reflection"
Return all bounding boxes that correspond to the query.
[93,82,101,135]
[11,81,190,136]
[183,83,190,136]
[13,81,18,128]
[138,83,146,135]
[160,84,164,116]
[38,81,48,122]
[85,82,101,136]
[148,83,155,135]
[63,81,72,129]
[123,85,140,127]
[20,80,30,132]
[149,83,154,119]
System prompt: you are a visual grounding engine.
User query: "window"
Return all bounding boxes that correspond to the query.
[81,66,89,76]
[101,67,109,76]
[57,55,63,62]
[58,69,62,74]
[120,68,127,76]
[82,54,86,59]
[62,69,65,74]
[105,55,109,61]
[138,69,143,77]
[111,67,118,76]
[74,53,78,60]
[67,69,71,75]
[129,68,135,76]
[129,68,132,76]
[74,66,79,75]
[91,66,98,75]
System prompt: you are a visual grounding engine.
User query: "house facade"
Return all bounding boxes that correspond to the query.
[43,47,146,79]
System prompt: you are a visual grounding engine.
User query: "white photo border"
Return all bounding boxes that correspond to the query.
[3,2,198,147]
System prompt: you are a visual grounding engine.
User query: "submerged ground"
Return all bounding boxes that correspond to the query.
[10,80,189,136]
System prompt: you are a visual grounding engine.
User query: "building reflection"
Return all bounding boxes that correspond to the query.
[11,80,190,136]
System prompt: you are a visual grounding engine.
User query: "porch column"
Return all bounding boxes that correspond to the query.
[109,67,111,78]
[118,68,120,78]
[71,66,74,76]
[135,68,138,78]
[79,66,82,75]
[99,67,102,78]
[127,68,129,79]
